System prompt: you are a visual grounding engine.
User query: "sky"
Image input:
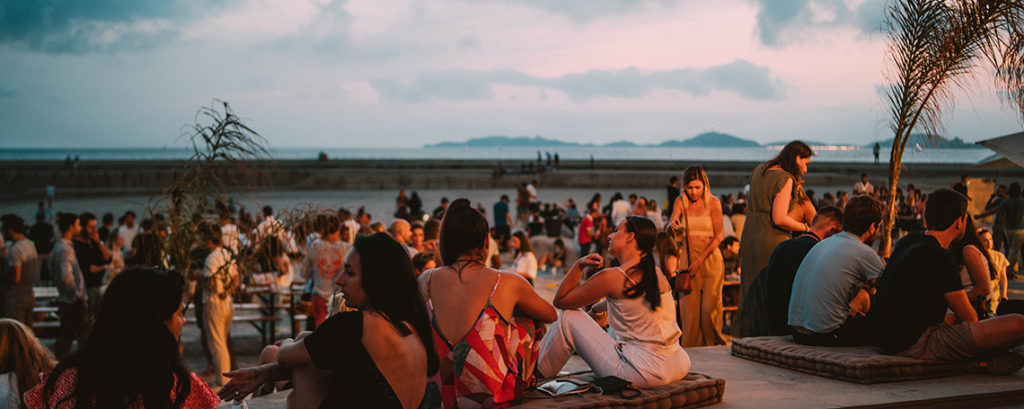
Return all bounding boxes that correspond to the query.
[1,0,1023,148]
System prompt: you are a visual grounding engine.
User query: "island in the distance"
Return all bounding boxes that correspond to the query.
[425,132,982,149]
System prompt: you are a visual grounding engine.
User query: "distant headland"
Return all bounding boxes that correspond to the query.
[425,132,983,149]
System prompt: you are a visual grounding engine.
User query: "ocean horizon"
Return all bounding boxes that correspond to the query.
[0,146,995,164]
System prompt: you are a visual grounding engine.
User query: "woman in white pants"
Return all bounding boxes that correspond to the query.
[537,216,690,388]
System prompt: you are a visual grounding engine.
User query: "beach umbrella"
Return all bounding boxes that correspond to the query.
[976,131,1024,168]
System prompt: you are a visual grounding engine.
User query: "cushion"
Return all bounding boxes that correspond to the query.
[731,336,968,384]
[511,372,725,409]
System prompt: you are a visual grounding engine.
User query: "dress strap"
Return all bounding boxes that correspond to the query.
[425,269,434,300]
[488,272,502,301]
[614,266,640,287]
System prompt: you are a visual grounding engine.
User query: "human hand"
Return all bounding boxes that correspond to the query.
[687,260,702,275]
[943,312,957,325]
[848,289,871,316]
[574,253,603,271]
[217,365,272,401]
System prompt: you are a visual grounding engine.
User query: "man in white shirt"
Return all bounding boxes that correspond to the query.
[117,211,139,253]
[2,215,40,326]
[853,173,875,197]
[219,214,241,255]
[199,224,239,387]
[527,180,539,206]
[610,193,632,225]
[254,205,297,254]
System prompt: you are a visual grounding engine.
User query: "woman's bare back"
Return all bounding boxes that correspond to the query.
[363,312,428,409]
[419,265,521,343]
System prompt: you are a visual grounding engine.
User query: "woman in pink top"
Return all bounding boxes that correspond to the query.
[419,199,556,408]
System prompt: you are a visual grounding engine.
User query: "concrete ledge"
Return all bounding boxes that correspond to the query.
[223,345,1024,409]
[6,158,1021,198]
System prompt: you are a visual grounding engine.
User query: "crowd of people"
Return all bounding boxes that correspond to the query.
[0,140,1021,408]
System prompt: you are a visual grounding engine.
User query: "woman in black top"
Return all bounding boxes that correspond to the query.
[218,233,438,409]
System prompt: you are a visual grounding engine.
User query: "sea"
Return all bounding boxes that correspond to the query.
[0,146,998,163]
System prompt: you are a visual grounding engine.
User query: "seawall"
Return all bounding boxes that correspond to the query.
[2,158,1022,198]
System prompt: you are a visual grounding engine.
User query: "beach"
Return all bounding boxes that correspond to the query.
[13,156,1024,399]
[4,157,1023,221]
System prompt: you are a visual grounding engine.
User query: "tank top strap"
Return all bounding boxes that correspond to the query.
[488,272,502,301]
[613,266,639,287]
[425,268,434,300]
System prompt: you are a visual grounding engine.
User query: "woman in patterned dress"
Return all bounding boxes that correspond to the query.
[418,199,557,408]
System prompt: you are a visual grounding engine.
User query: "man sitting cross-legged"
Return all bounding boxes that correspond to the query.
[788,195,884,346]
[871,189,1024,372]
[761,206,844,336]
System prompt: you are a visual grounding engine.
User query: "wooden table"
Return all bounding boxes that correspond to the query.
[241,284,282,345]
[722,280,740,333]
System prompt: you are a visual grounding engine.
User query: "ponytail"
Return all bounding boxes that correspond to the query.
[623,216,661,310]
[637,250,660,310]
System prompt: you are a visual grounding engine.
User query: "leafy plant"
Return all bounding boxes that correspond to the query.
[156,100,271,290]
[881,0,1024,255]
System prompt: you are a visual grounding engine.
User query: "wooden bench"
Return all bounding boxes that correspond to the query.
[186,312,283,345]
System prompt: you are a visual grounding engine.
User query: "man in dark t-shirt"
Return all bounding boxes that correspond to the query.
[666,176,680,210]
[762,206,843,336]
[28,214,55,255]
[493,195,511,246]
[73,213,111,318]
[871,189,1024,367]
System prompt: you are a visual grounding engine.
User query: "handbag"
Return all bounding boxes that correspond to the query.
[674,205,694,295]
[537,379,590,396]
[590,376,640,398]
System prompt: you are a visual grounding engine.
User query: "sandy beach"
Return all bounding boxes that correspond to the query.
[5,156,1024,222]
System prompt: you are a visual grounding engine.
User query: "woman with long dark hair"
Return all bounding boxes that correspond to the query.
[669,166,727,346]
[418,199,556,408]
[537,216,689,388]
[510,231,538,284]
[218,233,438,409]
[736,141,815,335]
[951,217,994,317]
[25,267,218,409]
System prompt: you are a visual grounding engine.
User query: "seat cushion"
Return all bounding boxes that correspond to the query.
[731,336,968,384]
[512,372,725,409]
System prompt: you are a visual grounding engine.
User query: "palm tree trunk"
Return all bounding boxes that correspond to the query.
[882,141,903,257]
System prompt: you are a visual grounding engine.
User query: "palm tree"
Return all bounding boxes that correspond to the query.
[881,0,1024,256]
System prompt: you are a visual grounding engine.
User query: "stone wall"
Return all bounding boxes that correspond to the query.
[2,159,1021,198]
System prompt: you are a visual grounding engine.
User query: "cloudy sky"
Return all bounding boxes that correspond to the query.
[1,0,1022,148]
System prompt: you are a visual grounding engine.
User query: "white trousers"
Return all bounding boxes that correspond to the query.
[537,310,690,388]
[203,296,233,386]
